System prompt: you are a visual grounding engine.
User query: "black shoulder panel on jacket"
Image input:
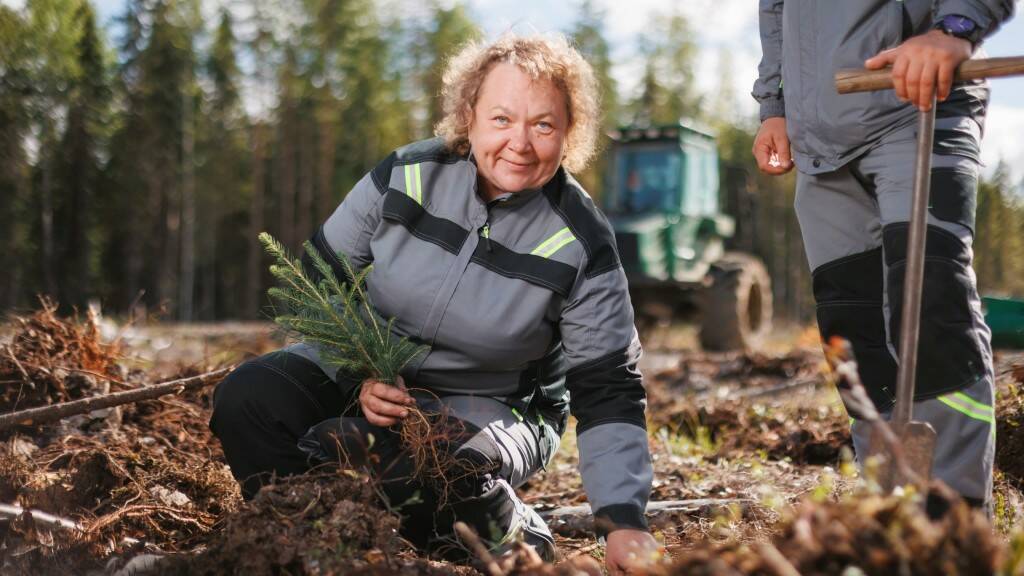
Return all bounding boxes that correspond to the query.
[541,170,621,278]
[304,226,353,284]
[370,151,398,195]
[394,137,464,166]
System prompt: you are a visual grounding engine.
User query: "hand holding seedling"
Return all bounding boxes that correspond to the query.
[865,29,972,111]
[359,376,416,427]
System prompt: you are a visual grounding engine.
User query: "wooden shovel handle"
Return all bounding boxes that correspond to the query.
[836,56,1024,94]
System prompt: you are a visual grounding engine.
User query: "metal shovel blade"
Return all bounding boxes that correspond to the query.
[867,420,937,492]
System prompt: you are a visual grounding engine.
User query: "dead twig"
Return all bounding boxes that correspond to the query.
[0,367,231,431]
[86,504,214,536]
[755,541,802,576]
[5,345,32,384]
[0,503,84,532]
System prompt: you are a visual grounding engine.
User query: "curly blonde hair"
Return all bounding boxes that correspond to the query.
[435,33,600,174]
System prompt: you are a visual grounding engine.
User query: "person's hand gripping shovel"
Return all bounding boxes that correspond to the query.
[834,56,1024,492]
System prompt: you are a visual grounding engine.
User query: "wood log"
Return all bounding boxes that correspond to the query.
[0,367,231,432]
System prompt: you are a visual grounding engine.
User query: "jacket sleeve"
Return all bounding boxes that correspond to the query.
[303,152,394,279]
[933,0,1015,41]
[559,257,652,537]
[752,0,786,121]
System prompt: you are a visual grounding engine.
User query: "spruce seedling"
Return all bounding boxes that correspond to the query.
[259,233,475,507]
[258,232,427,384]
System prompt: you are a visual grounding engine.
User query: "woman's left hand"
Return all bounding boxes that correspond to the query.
[359,376,415,427]
[605,529,663,575]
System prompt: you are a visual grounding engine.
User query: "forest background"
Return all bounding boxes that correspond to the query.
[1,0,1022,323]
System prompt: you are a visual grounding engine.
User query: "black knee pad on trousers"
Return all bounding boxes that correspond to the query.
[813,247,899,412]
[210,351,347,499]
[883,223,988,399]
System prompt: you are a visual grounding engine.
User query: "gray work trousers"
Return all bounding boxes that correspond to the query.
[794,117,995,505]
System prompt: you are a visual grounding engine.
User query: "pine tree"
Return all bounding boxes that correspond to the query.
[424,1,479,132]
[628,10,702,126]
[195,8,248,319]
[53,1,111,311]
[570,0,617,129]
[0,6,33,309]
[103,0,199,315]
[976,162,1024,297]
[569,0,617,198]
[23,0,82,301]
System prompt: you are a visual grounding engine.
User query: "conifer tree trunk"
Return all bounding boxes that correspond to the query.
[277,111,297,250]
[245,126,267,318]
[297,116,314,241]
[40,160,56,298]
[179,84,196,321]
[316,118,335,222]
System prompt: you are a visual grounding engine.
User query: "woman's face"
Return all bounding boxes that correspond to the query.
[468,62,569,201]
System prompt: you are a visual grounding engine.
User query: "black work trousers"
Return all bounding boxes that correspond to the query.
[209,351,556,554]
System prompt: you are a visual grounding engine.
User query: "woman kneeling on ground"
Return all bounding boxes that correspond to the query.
[210,33,658,574]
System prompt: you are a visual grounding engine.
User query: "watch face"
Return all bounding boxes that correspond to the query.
[943,15,977,35]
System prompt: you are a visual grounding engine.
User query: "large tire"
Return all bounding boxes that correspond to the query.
[699,253,773,351]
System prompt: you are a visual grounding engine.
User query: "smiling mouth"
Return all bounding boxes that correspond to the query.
[501,158,533,168]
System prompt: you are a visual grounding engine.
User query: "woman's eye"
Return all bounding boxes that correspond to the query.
[537,121,553,131]
[495,116,509,125]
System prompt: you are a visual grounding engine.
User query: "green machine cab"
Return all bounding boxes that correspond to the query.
[603,123,773,350]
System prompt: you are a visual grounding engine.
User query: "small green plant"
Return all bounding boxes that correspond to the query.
[259,232,428,383]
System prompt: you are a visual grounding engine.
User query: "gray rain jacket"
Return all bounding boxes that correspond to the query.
[292,137,652,534]
[753,0,1014,174]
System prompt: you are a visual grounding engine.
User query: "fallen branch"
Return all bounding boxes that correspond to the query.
[540,498,752,519]
[540,498,752,537]
[0,367,232,431]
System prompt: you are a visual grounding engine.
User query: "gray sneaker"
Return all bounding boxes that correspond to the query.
[493,487,556,563]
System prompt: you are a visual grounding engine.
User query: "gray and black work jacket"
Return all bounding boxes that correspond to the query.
[753,0,1014,175]
[295,137,653,534]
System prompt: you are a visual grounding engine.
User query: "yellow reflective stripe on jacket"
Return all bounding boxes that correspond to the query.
[937,393,994,425]
[530,227,576,258]
[403,163,423,204]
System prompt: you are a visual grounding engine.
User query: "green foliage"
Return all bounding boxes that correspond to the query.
[627,10,702,126]
[569,0,617,198]
[424,1,480,130]
[259,232,428,383]
[1,0,1020,327]
[975,161,1024,297]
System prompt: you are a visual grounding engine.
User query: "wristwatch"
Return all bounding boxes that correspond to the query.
[934,14,983,48]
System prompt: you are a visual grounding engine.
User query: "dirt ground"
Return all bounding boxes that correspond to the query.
[2,307,1023,575]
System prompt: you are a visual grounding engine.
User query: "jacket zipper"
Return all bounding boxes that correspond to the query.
[480,222,492,252]
[481,198,501,252]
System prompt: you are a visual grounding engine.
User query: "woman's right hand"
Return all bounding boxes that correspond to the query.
[359,376,416,427]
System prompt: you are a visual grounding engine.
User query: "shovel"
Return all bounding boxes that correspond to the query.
[834,56,1024,491]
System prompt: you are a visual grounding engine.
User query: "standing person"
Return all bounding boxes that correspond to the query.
[210,34,660,574]
[752,0,1014,509]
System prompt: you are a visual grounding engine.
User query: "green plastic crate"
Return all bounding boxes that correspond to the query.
[983,295,1024,349]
